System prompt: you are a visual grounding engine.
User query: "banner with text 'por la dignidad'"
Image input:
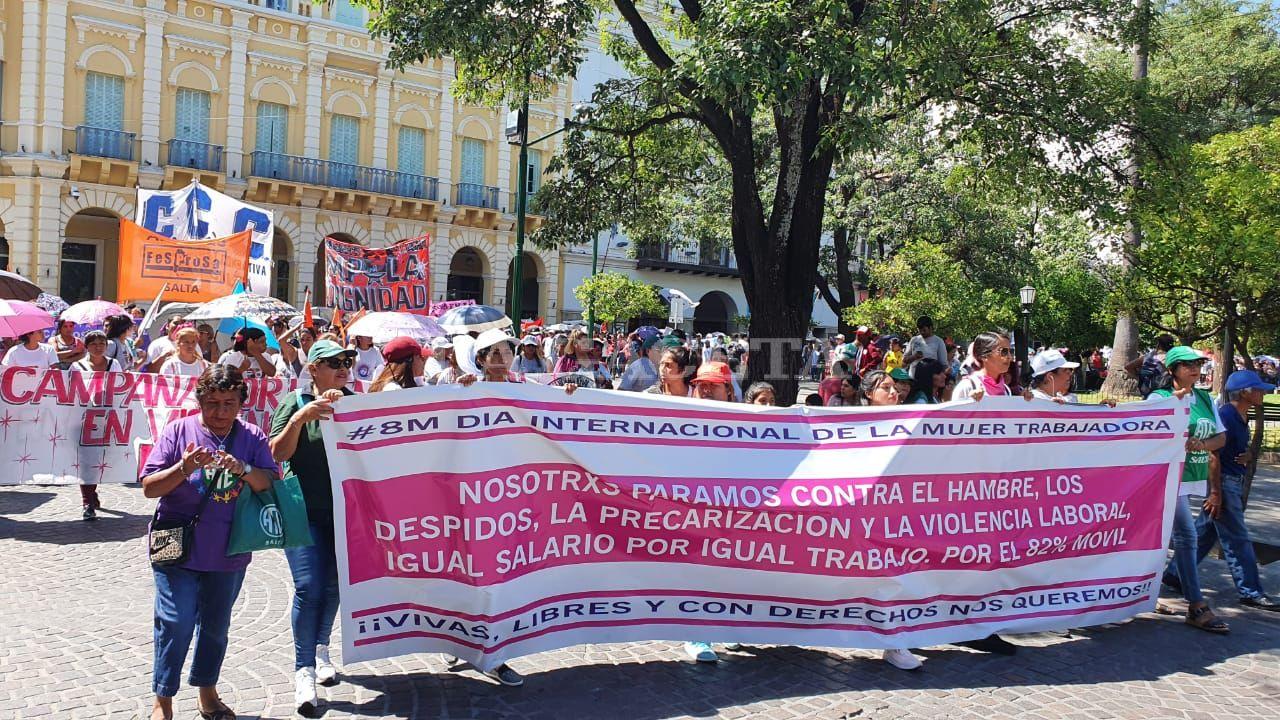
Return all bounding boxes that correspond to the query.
[322,385,1188,671]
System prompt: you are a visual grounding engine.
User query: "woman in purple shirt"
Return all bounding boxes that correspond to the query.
[140,365,277,720]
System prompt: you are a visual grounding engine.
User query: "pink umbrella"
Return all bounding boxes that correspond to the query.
[60,299,126,328]
[0,299,56,338]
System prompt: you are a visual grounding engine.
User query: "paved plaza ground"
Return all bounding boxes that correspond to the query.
[1,468,1278,720]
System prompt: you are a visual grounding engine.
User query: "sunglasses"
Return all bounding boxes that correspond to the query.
[993,347,1012,357]
[318,357,354,369]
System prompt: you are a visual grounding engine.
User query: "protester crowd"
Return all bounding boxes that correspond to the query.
[1,304,1278,720]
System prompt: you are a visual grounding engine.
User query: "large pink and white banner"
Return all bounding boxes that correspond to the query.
[0,367,295,485]
[323,384,1188,670]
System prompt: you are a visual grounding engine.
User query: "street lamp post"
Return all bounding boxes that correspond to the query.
[507,102,582,328]
[510,97,531,326]
[1018,285,1037,387]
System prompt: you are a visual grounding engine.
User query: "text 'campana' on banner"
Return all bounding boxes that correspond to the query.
[319,385,1187,671]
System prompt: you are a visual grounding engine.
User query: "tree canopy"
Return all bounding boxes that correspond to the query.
[572,271,665,326]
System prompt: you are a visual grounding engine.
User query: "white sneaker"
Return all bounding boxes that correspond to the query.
[295,666,318,716]
[684,641,719,663]
[315,645,338,686]
[882,648,923,671]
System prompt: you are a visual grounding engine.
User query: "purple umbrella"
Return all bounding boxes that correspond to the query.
[60,299,126,328]
[0,299,56,338]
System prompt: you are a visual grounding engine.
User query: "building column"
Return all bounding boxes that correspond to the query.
[372,70,392,169]
[41,0,70,154]
[297,207,320,301]
[431,226,451,303]
[303,41,327,158]
[436,60,455,203]
[5,186,39,277]
[226,12,252,179]
[17,2,42,152]
[139,10,167,166]
[33,181,64,290]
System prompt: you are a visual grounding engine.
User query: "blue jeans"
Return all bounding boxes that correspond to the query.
[152,566,246,697]
[285,520,340,670]
[1166,475,1266,601]
[1166,494,1204,604]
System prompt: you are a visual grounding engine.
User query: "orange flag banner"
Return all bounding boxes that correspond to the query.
[116,219,252,302]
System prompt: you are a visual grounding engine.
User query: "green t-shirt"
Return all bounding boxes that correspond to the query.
[1152,387,1221,488]
[270,388,352,523]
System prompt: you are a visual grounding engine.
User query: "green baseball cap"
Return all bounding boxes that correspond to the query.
[1163,345,1205,368]
[657,336,683,349]
[889,368,912,381]
[307,339,356,364]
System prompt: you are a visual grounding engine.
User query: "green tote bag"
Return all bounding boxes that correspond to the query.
[226,476,314,556]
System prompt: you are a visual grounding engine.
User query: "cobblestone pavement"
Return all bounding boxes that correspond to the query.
[2,469,1278,720]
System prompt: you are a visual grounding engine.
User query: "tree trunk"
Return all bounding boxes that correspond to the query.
[1100,0,1150,399]
[1216,310,1236,396]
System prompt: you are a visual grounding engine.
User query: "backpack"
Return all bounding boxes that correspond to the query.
[1137,351,1169,398]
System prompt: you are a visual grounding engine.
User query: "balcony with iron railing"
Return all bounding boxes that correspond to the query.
[75,126,135,161]
[167,138,223,172]
[249,150,439,198]
[635,241,739,277]
[70,125,138,187]
[455,182,502,210]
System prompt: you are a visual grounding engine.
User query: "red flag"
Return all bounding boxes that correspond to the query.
[303,288,315,329]
[521,317,544,332]
[600,322,608,335]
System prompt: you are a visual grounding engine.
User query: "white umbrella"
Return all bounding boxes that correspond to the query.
[184,292,299,321]
[346,312,445,345]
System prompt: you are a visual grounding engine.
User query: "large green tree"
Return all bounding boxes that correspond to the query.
[1124,118,1280,366]
[1095,0,1280,392]
[364,0,1129,401]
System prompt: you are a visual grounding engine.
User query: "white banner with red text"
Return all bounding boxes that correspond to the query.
[0,367,296,485]
[323,384,1188,671]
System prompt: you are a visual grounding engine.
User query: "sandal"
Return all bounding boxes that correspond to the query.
[1186,605,1229,634]
[198,698,237,720]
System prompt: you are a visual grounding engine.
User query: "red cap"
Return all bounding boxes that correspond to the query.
[691,361,733,385]
[381,336,422,363]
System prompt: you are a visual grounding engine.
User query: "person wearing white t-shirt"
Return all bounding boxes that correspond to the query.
[2,331,59,369]
[350,335,383,384]
[143,316,189,373]
[217,327,278,378]
[905,316,948,371]
[158,327,210,377]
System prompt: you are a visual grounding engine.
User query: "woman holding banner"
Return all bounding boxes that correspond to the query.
[951,332,1012,400]
[141,365,276,720]
[858,370,924,669]
[645,338,697,397]
[269,340,357,715]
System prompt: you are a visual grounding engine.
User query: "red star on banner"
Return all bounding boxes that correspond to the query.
[0,410,17,442]
[92,451,112,482]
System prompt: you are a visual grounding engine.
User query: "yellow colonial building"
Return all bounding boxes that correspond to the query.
[0,0,568,319]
